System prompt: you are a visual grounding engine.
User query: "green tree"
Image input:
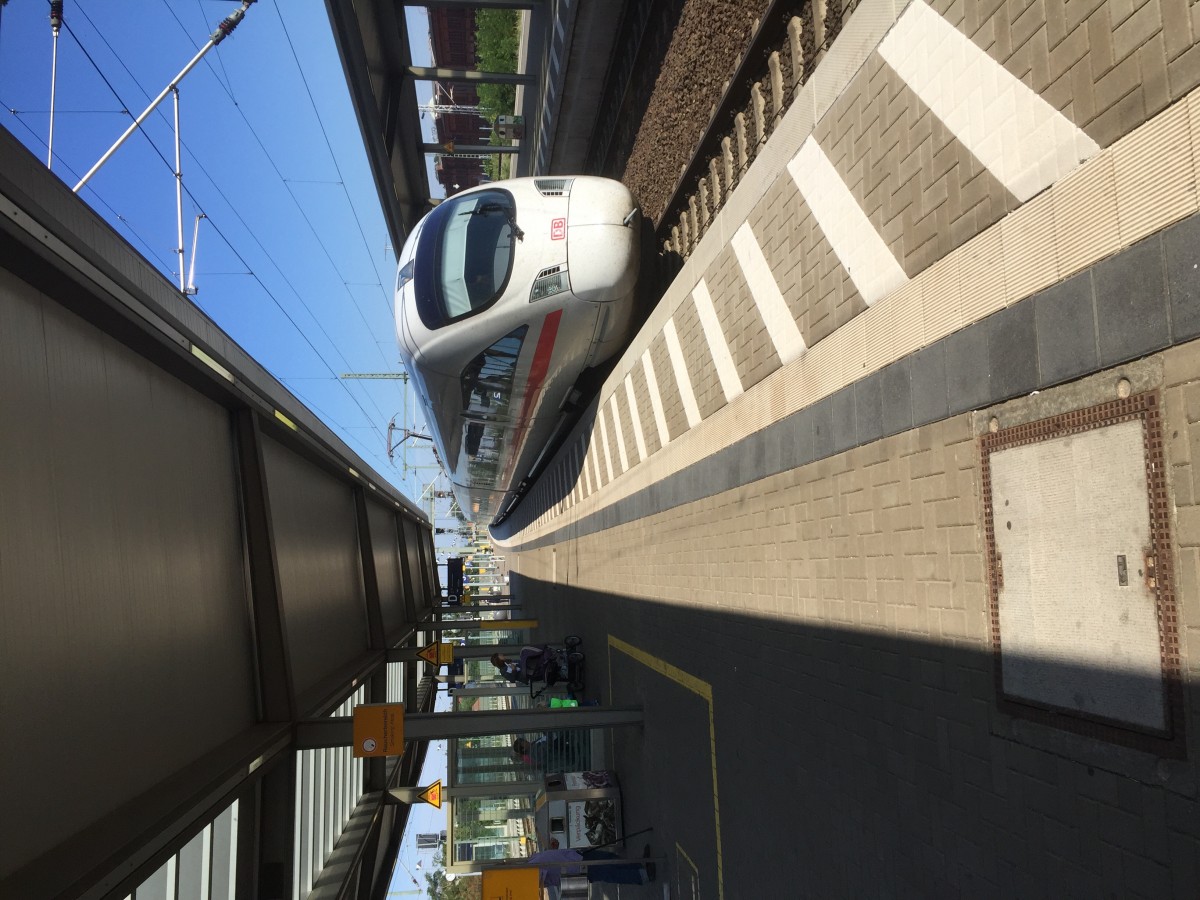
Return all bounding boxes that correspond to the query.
[474,9,519,181]
[423,849,483,900]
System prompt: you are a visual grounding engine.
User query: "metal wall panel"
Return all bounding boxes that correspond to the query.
[0,269,256,878]
[366,500,407,640]
[400,517,426,608]
[262,435,367,707]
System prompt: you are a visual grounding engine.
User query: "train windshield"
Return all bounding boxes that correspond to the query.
[415,189,518,329]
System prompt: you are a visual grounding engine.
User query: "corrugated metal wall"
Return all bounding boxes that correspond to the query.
[0,125,437,899]
[1,262,259,874]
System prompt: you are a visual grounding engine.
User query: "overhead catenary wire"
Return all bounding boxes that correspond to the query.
[8,81,394,470]
[1,101,177,272]
[151,0,398,368]
[72,0,254,192]
[60,5,396,433]
[15,3,417,479]
[272,0,393,319]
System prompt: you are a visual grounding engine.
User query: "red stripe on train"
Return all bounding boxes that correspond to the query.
[501,309,563,486]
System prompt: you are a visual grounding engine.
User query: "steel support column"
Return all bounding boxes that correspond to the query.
[296,706,644,748]
[387,643,526,663]
[408,65,535,85]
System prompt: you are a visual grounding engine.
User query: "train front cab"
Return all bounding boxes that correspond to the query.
[394,177,641,524]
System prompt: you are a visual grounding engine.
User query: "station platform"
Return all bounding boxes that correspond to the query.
[496,1,1200,896]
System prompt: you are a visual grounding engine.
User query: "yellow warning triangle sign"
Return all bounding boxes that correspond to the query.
[417,779,442,808]
[443,141,455,154]
[417,642,439,666]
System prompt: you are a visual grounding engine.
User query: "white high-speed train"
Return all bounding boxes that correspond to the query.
[394,176,641,526]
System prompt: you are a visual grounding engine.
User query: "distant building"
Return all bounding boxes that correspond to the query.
[427,7,488,195]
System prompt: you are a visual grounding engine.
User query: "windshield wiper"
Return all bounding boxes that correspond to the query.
[464,202,524,241]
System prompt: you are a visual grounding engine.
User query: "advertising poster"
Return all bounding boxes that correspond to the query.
[568,798,617,848]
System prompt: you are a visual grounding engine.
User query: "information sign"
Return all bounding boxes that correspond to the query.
[351,703,404,758]
[481,867,540,900]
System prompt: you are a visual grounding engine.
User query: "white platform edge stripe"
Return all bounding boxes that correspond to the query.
[641,349,671,447]
[598,409,615,481]
[732,222,807,364]
[787,137,908,306]
[609,394,631,472]
[692,279,745,401]
[878,0,1098,203]
[664,317,703,428]
[590,430,602,488]
[624,374,648,462]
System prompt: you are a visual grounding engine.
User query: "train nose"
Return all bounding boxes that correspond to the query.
[567,178,640,302]
[567,177,639,227]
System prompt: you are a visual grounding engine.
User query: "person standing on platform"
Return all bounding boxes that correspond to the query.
[527,839,655,890]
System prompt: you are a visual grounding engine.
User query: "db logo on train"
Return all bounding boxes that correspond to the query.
[551,218,566,240]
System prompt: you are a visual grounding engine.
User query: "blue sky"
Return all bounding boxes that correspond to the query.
[0,0,446,508]
[1,1,452,893]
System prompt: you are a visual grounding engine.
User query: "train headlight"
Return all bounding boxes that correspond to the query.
[530,265,568,302]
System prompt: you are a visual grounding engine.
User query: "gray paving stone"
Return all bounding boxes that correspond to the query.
[911,341,949,426]
[945,323,991,414]
[984,301,1039,401]
[1035,271,1099,387]
[780,406,815,468]
[1164,213,1200,342]
[812,395,834,459]
[881,358,914,436]
[831,386,857,452]
[1095,234,1170,366]
[855,372,884,445]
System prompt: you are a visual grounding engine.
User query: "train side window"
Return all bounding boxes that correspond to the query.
[460,326,528,417]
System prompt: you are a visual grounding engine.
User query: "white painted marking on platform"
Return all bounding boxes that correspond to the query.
[591,428,604,488]
[787,138,908,305]
[878,0,1098,202]
[642,349,671,447]
[664,317,702,428]
[609,395,630,473]
[624,374,648,462]
[692,279,744,401]
[598,409,615,482]
[732,223,807,364]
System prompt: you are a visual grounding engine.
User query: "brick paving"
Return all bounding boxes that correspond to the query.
[499,4,1200,894]
[511,339,1200,896]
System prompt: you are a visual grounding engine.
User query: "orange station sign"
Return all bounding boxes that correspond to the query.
[481,866,540,900]
[351,703,404,758]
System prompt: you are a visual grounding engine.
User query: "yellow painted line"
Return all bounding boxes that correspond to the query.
[608,635,723,900]
[677,842,700,900]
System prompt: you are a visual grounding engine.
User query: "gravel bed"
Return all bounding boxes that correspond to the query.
[619,0,771,226]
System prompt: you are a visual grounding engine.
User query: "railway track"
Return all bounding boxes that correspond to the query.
[657,0,863,255]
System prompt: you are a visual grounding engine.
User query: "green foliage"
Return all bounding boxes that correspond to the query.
[423,849,483,900]
[475,9,519,181]
[475,9,518,74]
